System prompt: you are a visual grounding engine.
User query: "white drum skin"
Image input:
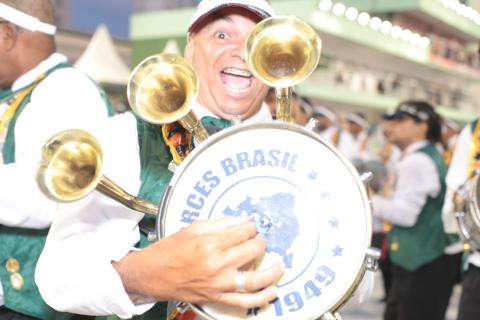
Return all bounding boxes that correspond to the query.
[157,122,372,320]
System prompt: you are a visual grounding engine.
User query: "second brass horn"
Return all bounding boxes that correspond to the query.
[245,16,322,121]
[127,53,208,143]
[37,129,158,215]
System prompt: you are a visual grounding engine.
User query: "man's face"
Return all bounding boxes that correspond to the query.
[0,22,19,89]
[387,116,427,149]
[347,121,363,136]
[313,115,332,131]
[185,8,268,120]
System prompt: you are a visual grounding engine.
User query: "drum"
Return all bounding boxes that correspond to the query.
[455,173,480,250]
[156,121,375,320]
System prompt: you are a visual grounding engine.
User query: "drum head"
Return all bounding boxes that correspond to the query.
[157,122,371,320]
[468,174,480,233]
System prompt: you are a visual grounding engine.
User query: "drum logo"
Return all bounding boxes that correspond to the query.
[167,145,357,318]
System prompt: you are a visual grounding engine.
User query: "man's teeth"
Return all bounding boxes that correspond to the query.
[222,68,252,77]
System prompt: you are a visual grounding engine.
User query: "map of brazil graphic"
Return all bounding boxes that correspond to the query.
[223,193,299,268]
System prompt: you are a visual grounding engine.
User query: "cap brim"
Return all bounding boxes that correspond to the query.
[382,112,404,120]
[188,4,270,33]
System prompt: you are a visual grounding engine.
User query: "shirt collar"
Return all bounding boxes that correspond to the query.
[403,140,429,155]
[11,53,68,91]
[191,101,272,123]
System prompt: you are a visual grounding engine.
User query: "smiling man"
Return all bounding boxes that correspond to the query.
[35,0,284,319]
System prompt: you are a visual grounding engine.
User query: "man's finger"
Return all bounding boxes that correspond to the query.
[190,216,250,235]
[215,221,258,250]
[216,285,279,309]
[228,262,284,293]
[219,235,266,269]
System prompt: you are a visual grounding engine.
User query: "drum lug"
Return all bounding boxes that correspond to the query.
[359,171,373,185]
[168,161,177,173]
[166,301,190,320]
[147,232,157,242]
[175,301,189,314]
[321,311,342,320]
[305,118,318,131]
[365,247,381,271]
[454,210,473,247]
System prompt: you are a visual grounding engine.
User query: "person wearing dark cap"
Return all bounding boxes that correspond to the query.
[371,100,455,320]
[35,0,284,319]
[0,0,113,319]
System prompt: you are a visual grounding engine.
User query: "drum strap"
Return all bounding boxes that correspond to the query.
[468,119,480,177]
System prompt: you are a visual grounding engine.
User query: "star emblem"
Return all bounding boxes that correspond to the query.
[321,191,331,200]
[329,219,339,228]
[308,170,317,180]
[332,245,343,257]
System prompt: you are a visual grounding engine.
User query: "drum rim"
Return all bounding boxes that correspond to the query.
[465,174,480,248]
[156,121,372,319]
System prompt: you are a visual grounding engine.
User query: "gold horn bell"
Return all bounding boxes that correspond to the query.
[245,16,322,122]
[128,53,208,143]
[37,129,158,215]
[37,129,103,202]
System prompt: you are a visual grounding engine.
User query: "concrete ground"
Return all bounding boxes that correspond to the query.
[340,272,461,320]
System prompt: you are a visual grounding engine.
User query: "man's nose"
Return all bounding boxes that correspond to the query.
[231,40,246,62]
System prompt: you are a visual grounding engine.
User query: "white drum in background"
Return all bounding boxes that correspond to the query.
[157,122,372,320]
[455,173,480,250]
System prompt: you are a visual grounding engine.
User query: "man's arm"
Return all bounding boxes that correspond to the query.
[372,152,440,227]
[0,68,110,228]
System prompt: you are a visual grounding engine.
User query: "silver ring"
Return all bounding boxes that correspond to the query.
[235,270,247,292]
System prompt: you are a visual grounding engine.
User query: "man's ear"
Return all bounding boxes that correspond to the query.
[1,24,18,51]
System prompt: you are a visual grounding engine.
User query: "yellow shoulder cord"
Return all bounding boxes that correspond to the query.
[331,128,340,147]
[0,75,45,133]
[468,120,480,177]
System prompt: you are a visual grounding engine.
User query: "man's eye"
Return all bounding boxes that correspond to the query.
[215,32,228,40]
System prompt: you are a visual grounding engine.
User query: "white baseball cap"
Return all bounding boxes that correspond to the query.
[347,112,369,129]
[312,105,337,123]
[0,3,56,35]
[188,0,275,33]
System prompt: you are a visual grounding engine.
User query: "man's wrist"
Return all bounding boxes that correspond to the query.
[112,250,156,305]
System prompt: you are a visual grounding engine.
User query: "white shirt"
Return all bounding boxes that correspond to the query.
[317,126,358,161]
[36,102,272,318]
[441,124,480,266]
[371,140,441,227]
[0,53,111,306]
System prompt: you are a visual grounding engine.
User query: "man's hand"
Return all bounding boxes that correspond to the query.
[112,217,284,309]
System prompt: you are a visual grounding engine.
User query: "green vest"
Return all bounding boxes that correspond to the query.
[0,64,113,319]
[388,143,448,272]
[113,119,173,320]
[110,117,232,320]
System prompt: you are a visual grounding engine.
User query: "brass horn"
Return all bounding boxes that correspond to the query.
[37,129,158,215]
[127,53,209,143]
[37,53,206,214]
[245,16,322,122]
